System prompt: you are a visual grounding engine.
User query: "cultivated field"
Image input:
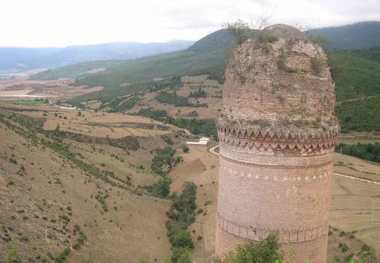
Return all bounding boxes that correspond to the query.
[127,75,223,119]
[0,76,102,101]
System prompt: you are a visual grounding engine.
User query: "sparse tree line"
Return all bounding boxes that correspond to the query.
[336,142,380,163]
[166,182,197,263]
[156,91,207,108]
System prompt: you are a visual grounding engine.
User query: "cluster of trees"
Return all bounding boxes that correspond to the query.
[170,118,217,139]
[156,92,192,107]
[189,88,207,98]
[166,182,197,263]
[136,108,217,139]
[151,147,178,176]
[106,95,140,112]
[156,91,207,107]
[147,146,181,198]
[336,143,380,163]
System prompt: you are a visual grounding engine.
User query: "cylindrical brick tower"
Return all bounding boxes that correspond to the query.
[215,25,339,262]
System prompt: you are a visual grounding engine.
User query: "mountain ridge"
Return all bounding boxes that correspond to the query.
[0,40,194,73]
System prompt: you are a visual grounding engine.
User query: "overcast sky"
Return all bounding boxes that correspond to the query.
[1,0,379,47]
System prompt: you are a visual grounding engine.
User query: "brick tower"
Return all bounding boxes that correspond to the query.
[215,25,339,262]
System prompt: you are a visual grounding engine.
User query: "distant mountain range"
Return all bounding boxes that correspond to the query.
[32,21,380,85]
[3,21,380,74]
[0,41,194,73]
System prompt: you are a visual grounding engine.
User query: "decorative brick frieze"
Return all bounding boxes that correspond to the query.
[217,124,338,155]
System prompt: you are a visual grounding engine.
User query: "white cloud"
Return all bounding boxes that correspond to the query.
[0,0,379,47]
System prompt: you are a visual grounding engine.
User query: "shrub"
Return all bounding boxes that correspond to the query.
[172,248,192,263]
[226,20,252,45]
[182,145,190,153]
[147,176,172,198]
[151,147,176,176]
[223,234,281,263]
[162,135,174,145]
[168,228,194,249]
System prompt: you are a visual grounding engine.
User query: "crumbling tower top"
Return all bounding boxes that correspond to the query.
[221,24,339,141]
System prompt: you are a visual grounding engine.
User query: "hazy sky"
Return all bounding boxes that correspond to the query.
[1,0,379,47]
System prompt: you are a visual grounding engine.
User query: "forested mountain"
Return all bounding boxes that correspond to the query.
[307,21,380,50]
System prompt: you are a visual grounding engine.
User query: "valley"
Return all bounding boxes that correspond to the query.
[0,102,379,262]
[1,21,380,262]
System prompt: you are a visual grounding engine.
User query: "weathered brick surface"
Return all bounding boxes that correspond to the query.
[216,25,339,263]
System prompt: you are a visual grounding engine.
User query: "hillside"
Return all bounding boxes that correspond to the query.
[33,29,236,83]
[0,41,193,73]
[0,102,192,262]
[0,102,379,262]
[329,48,380,132]
[31,30,236,105]
[307,21,380,50]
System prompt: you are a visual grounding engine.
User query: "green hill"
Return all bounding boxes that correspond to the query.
[35,29,237,103]
[33,29,236,83]
[329,48,380,101]
[307,21,380,50]
[330,48,380,132]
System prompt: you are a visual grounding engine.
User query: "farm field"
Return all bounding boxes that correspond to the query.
[0,75,103,101]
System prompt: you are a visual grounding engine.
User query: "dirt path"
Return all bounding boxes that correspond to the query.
[336,94,380,105]
[335,172,380,185]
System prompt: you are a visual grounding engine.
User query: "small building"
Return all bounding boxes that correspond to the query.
[186,137,209,146]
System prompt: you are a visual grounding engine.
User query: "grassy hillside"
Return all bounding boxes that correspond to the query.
[60,30,236,104]
[330,48,380,132]
[329,48,380,101]
[0,106,178,262]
